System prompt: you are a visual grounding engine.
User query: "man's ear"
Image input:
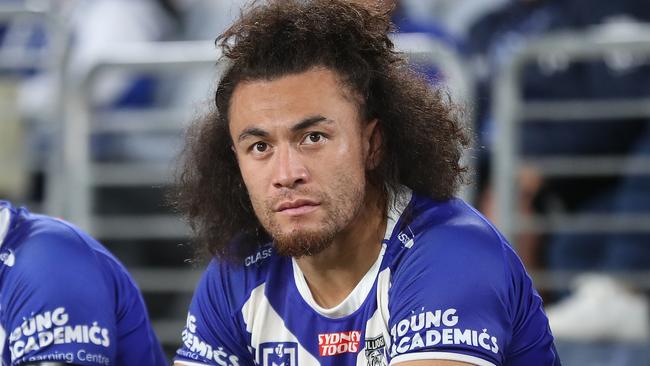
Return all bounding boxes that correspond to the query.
[363,118,382,169]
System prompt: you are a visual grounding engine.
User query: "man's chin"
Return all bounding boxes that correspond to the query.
[272,229,335,258]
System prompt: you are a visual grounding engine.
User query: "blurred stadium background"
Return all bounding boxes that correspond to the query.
[0,0,649,363]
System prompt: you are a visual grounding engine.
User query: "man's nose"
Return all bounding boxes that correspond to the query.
[272,145,309,189]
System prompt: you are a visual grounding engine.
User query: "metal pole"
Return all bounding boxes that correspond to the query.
[492,23,650,243]
[0,6,72,217]
[392,33,477,202]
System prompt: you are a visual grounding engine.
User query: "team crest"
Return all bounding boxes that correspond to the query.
[365,335,387,366]
[259,342,298,366]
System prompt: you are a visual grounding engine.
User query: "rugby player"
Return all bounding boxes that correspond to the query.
[172,1,560,365]
[0,201,167,365]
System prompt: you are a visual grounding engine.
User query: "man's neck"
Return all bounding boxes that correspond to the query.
[295,187,387,309]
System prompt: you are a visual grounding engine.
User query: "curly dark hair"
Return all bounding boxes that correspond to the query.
[172,0,470,261]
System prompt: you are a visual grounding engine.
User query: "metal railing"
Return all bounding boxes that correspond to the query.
[393,33,477,202]
[62,40,222,232]
[0,4,71,215]
[492,23,650,289]
[63,35,476,236]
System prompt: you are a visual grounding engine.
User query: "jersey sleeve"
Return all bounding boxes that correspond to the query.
[386,219,558,366]
[174,260,252,366]
[500,246,559,365]
[100,253,168,366]
[2,224,118,365]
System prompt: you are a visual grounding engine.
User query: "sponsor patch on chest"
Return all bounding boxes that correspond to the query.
[318,331,361,356]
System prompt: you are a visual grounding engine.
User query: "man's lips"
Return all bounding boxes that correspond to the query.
[275,199,320,216]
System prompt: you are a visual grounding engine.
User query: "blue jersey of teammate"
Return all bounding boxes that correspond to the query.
[174,190,560,366]
[0,201,167,366]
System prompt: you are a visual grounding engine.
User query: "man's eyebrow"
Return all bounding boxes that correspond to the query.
[291,115,331,132]
[238,116,331,142]
[238,127,269,142]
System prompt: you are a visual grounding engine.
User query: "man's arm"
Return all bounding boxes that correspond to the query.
[172,357,475,365]
[172,262,252,365]
[3,227,120,365]
[395,361,473,366]
[385,218,516,366]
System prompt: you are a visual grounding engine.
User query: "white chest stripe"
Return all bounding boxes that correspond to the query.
[241,284,320,365]
[0,208,10,249]
[356,268,392,366]
[0,324,5,362]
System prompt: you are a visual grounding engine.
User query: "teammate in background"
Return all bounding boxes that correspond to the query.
[0,201,167,366]
[171,1,559,365]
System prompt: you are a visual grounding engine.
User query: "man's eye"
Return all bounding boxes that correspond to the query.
[252,142,268,152]
[304,132,325,144]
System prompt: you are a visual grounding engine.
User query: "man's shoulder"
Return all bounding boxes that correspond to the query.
[387,195,512,278]
[199,244,281,308]
[2,205,137,297]
[405,195,507,251]
[208,243,278,274]
[11,213,118,269]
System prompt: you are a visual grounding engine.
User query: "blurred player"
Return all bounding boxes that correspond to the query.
[171,1,560,365]
[0,200,167,365]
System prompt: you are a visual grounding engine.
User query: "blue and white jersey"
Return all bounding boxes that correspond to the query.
[175,190,560,366]
[0,201,167,366]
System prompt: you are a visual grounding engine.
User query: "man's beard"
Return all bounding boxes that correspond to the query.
[272,225,337,258]
[254,176,366,258]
